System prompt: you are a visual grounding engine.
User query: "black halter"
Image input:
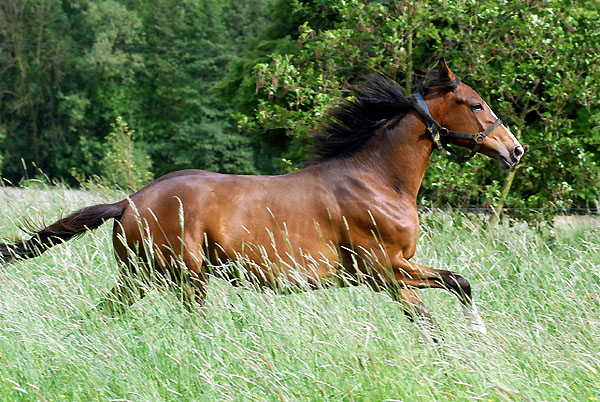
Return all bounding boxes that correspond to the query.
[411,92,503,160]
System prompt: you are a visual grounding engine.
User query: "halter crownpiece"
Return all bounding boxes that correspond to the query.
[411,92,503,160]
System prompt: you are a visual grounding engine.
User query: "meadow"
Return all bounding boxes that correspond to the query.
[0,185,598,401]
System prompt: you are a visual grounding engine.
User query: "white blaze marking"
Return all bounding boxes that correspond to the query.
[484,101,521,148]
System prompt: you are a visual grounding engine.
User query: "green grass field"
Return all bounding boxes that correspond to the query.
[0,185,598,401]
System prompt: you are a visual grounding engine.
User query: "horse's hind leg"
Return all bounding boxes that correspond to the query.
[94,265,147,316]
[180,274,208,313]
[173,248,209,313]
[92,219,157,316]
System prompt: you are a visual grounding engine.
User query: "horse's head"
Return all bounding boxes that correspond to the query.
[423,59,524,168]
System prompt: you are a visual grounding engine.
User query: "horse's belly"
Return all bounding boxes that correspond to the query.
[204,214,341,286]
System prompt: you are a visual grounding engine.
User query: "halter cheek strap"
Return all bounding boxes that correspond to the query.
[411,92,445,150]
[411,92,503,160]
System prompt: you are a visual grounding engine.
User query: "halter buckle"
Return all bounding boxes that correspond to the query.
[439,127,449,137]
[427,126,443,150]
[475,133,485,144]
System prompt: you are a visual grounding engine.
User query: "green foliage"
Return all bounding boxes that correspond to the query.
[0,126,5,173]
[436,0,600,212]
[0,0,270,184]
[224,0,600,210]
[97,116,153,191]
[0,0,74,181]
[1,0,598,211]
[72,116,153,191]
[129,0,270,176]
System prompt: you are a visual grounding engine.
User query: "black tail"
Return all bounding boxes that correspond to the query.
[0,200,127,263]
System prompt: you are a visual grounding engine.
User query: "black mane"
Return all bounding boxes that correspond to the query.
[313,72,460,161]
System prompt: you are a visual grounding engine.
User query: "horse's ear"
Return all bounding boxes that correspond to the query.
[438,57,456,80]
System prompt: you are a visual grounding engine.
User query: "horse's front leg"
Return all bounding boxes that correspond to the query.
[389,288,433,323]
[388,258,487,334]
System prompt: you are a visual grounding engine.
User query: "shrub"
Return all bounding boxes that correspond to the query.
[99,116,153,191]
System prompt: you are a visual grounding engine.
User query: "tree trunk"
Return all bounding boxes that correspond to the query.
[404,2,417,94]
[488,126,523,231]
[488,167,517,231]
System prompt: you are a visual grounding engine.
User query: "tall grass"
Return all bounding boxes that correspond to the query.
[0,185,598,401]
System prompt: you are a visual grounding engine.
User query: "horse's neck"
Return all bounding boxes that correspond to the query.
[344,112,433,199]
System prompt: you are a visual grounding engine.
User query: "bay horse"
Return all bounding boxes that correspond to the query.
[0,60,523,333]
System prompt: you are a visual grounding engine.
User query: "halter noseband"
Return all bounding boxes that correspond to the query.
[411,92,503,160]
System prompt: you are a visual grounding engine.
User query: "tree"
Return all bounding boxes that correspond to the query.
[436,0,600,224]
[221,0,600,214]
[0,0,73,182]
[129,0,270,176]
[0,0,273,185]
[98,116,153,191]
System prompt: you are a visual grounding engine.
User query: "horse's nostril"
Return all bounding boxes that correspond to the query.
[514,145,524,159]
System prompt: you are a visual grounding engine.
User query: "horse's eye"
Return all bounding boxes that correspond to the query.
[471,104,483,112]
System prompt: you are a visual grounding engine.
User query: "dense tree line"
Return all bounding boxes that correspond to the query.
[0,0,270,184]
[1,0,599,214]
